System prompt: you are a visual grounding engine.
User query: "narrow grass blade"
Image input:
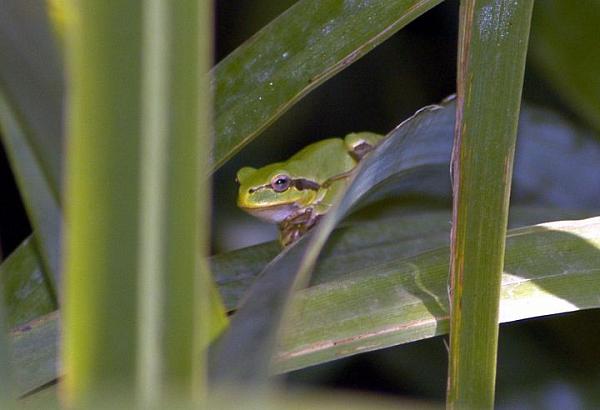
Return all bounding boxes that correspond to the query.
[62,0,224,405]
[0,92,61,295]
[448,0,534,407]
[530,0,600,133]
[211,0,443,170]
[0,1,63,317]
[62,1,143,404]
[0,0,64,196]
[136,0,217,404]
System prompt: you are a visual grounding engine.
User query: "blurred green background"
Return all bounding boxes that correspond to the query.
[1,0,599,407]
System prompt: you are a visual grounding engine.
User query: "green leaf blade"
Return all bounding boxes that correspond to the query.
[212,0,443,170]
[62,1,144,403]
[448,0,535,407]
[0,0,64,196]
[62,0,222,404]
[275,217,600,374]
[15,215,600,397]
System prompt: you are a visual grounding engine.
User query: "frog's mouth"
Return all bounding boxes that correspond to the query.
[240,203,300,224]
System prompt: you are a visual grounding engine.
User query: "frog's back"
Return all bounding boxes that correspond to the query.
[287,138,356,183]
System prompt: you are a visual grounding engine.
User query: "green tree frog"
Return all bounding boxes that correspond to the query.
[236,132,384,246]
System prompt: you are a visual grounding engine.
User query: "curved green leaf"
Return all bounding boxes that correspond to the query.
[213,207,593,311]
[13,214,600,396]
[211,0,443,170]
[275,217,600,373]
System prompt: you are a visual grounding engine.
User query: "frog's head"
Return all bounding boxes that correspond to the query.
[236,163,319,224]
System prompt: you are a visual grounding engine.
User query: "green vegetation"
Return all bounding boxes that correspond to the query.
[0,0,599,408]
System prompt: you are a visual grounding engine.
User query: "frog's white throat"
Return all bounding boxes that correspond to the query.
[241,203,301,224]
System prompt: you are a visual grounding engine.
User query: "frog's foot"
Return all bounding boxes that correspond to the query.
[349,142,375,161]
[281,207,316,228]
[344,132,384,161]
[279,208,322,246]
[279,227,302,247]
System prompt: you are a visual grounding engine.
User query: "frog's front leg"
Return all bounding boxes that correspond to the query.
[278,181,346,246]
[279,207,322,246]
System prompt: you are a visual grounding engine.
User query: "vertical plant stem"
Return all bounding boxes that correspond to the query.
[447,0,534,408]
[137,0,216,404]
[63,1,142,404]
[64,0,219,406]
[137,0,169,403]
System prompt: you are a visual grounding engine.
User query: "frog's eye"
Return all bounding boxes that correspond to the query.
[270,174,291,192]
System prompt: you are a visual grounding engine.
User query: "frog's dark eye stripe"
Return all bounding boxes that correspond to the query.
[247,176,320,194]
[293,178,320,191]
